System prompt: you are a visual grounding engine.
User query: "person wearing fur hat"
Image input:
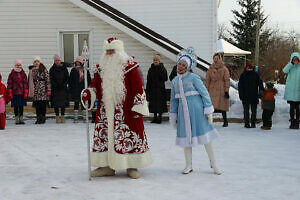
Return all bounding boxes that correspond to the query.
[282,52,300,129]
[50,54,69,123]
[7,59,28,125]
[238,62,264,128]
[81,37,152,179]
[28,56,51,124]
[146,53,168,124]
[69,56,91,123]
[0,74,9,130]
[260,82,278,130]
[206,53,230,127]
[169,47,221,175]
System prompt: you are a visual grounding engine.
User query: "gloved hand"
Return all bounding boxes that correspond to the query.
[169,118,177,129]
[206,113,213,124]
[24,89,28,99]
[46,91,51,97]
[81,88,96,110]
[0,94,3,98]
[224,92,229,99]
[8,89,12,99]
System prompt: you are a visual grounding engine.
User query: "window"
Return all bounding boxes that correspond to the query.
[60,32,89,64]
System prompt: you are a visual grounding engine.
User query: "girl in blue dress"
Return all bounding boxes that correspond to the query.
[169,48,221,175]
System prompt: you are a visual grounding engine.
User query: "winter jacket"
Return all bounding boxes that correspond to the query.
[261,88,277,111]
[0,82,9,113]
[238,69,264,104]
[169,65,177,81]
[69,67,91,100]
[28,67,51,101]
[206,63,230,111]
[49,63,69,107]
[7,68,28,95]
[283,52,300,102]
[146,63,168,113]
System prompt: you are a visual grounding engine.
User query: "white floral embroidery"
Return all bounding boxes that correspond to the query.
[133,91,146,106]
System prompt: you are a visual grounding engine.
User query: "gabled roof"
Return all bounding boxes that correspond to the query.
[67,0,211,72]
[217,39,251,56]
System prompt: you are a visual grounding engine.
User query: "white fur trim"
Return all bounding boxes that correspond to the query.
[169,113,177,120]
[176,128,218,147]
[103,40,124,51]
[90,150,152,170]
[169,118,177,129]
[131,101,149,116]
[81,88,96,110]
[204,105,214,115]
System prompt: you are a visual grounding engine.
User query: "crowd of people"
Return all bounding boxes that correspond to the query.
[0,37,299,179]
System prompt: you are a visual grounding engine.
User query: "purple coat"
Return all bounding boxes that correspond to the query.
[7,69,28,95]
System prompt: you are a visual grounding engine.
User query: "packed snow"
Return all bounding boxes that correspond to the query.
[0,84,299,200]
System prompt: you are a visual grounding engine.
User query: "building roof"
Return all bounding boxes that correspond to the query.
[217,39,251,56]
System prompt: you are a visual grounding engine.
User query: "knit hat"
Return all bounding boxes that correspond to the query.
[266,82,274,89]
[245,62,254,69]
[14,59,22,65]
[75,56,84,64]
[53,54,61,61]
[33,56,41,63]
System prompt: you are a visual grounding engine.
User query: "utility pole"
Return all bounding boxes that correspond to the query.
[254,0,261,66]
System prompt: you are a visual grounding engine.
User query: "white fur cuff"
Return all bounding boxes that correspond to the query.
[131,101,149,116]
[81,88,96,110]
[169,113,177,120]
[204,105,214,115]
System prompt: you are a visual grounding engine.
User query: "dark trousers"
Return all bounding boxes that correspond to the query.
[14,107,24,116]
[214,109,228,122]
[35,100,47,117]
[262,109,274,127]
[74,100,84,111]
[243,103,257,124]
[54,107,65,116]
[289,101,300,121]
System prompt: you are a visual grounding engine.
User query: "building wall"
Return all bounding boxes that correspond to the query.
[0,0,176,88]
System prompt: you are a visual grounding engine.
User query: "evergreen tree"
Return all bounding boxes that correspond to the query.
[230,0,268,58]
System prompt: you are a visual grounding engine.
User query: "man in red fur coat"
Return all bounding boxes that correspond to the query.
[81,37,152,179]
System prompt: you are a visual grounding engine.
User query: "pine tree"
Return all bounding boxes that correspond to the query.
[230,0,268,58]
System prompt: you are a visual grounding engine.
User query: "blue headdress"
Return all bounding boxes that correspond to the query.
[176,47,197,70]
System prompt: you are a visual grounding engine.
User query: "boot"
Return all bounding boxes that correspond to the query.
[244,123,250,128]
[56,116,61,124]
[35,115,41,124]
[250,122,256,128]
[150,117,158,123]
[204,142,222,175]
[15,115,20,125]
[91,167,115,177]
[222,120,228,127]
[60,116,65,124]
[40,115,46,124]
[182,147,193,174]
[127,168,141,179]
[290,120,299,129]
[74,110,79,123]
[19,115,25,124]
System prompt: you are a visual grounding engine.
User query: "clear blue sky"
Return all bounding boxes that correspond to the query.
[218,0,300,34]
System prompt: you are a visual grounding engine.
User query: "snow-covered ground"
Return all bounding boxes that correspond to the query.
[1,84,299,200]
[0,119,299,200]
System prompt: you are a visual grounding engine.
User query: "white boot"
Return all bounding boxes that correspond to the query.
[74,110,78,123]
[204,142,222,175]
[182,147,193,174]
[15,115,20,124]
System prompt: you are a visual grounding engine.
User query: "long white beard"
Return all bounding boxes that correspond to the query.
[101,51,129,106]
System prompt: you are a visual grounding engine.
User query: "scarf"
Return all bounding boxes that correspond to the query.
[14,67,22,72]
[76,65,84,81]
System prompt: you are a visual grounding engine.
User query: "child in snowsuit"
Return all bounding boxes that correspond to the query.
[0,74,9,130]
[260,82,277,130]
[7,59,28,125]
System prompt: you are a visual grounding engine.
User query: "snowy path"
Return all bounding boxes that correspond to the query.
[0,119,299,200]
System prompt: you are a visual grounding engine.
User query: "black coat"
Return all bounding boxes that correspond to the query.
[169,65,177,81]
[146,63,168,113]
[69,67,91,100]
[238,69,264,104]
[49,63,69,107]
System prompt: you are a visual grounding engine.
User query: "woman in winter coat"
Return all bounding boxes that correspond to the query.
[69,56,91,123]
[28,56,51,124]
[282,52,300,129]
[50,54,69,124]
[206,53,230,127]
[146,54,168,124]
[7,59,28,125]
[238,62,264,128]
[169,48,221,175]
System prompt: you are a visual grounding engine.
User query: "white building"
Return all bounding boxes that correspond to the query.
[0,0,218,87]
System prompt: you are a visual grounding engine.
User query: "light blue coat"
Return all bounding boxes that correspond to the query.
[283,52,300,102]
[170,73,218,147]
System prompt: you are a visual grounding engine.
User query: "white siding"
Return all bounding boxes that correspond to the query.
[101,0,218,63]
[0,0,176,88]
